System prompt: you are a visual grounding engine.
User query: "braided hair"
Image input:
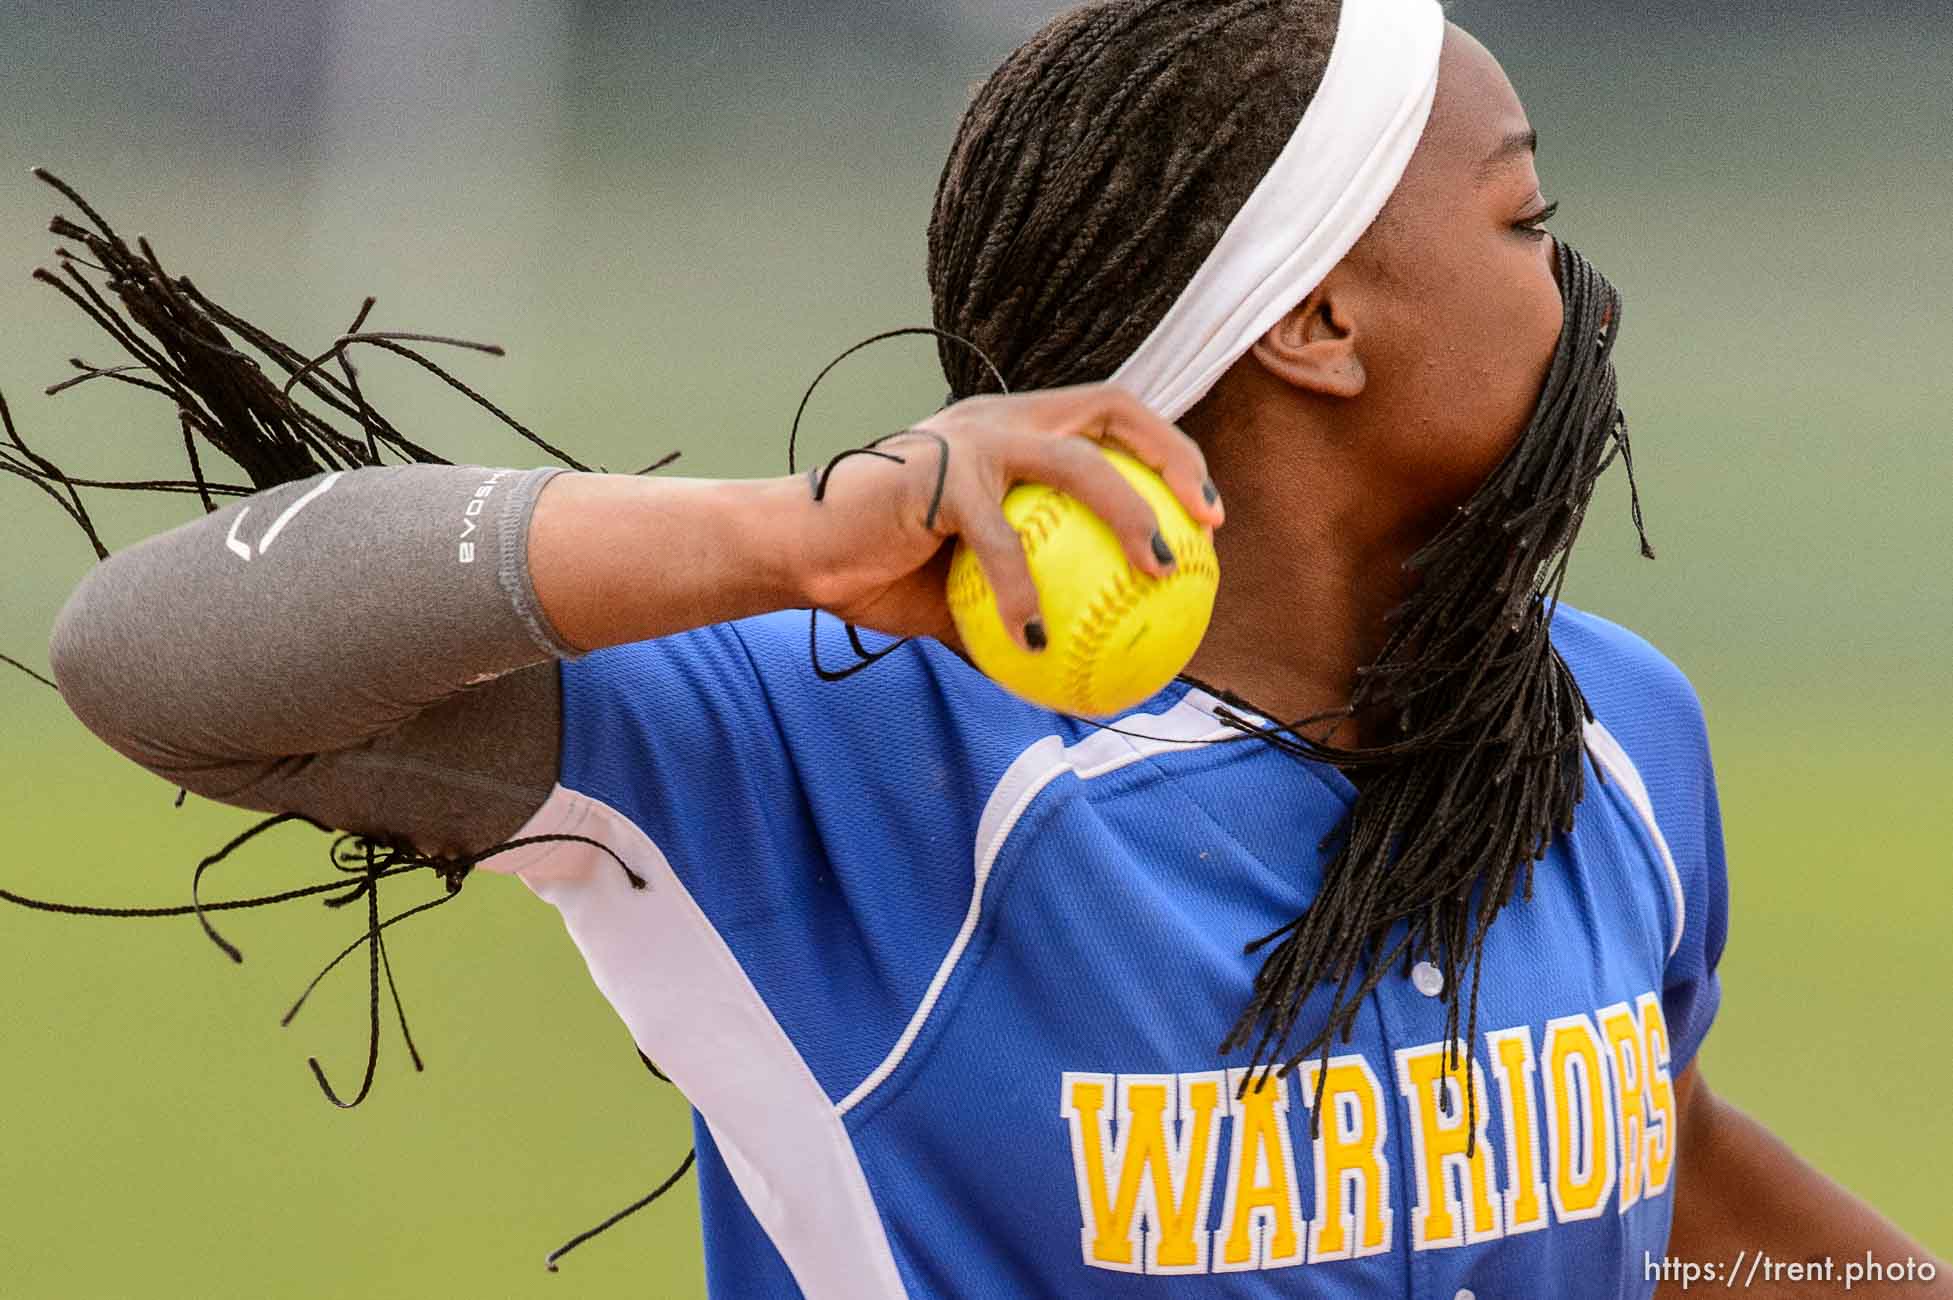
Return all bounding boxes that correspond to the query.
[926,0,1655,1142]
[930,0,1339,401]
[0,169,683,1269]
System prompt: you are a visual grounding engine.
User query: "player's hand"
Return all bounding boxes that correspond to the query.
[789,383,1224,653]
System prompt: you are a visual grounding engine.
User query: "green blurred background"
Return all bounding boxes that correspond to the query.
[0,1,1946,1295]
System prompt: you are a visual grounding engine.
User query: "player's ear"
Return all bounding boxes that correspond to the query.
[1248,277,1367,400]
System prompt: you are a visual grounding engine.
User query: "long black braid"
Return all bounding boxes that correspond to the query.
[0,169,686,1269]
[917,0,1657,1147]
[1209,242,1651,1141]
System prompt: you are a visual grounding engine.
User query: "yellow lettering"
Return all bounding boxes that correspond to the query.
[1299,1055,1394,1261]
[1485,1026,1549,1234]
[1394,1041,1503,1249]
[1598,1002,1648,1212]
[1212,1069,1305,1271]
[1541,1014,1617,1221]
[1061,1072,1222,1274]
[1637,993,1677,1196]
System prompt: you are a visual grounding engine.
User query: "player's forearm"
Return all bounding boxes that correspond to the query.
[525,470,810,653]
[1661,1071,1949,1297]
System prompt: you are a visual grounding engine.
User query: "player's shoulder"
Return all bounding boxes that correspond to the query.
[558,609,1061,828]
[1548,600,1707,743]
[569,606,1039,726]
[719,607,1064,752]
[723,607,1003,706]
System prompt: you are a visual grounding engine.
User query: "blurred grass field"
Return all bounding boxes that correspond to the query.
[1,1,1949,1294]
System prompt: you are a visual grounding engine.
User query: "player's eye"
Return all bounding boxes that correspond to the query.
[1514,199,1559,242]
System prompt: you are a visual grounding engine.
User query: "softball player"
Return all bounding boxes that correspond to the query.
[39,0,1945,1295]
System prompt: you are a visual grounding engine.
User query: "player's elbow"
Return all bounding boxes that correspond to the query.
[49,563,247,795]
[48,563,137,760]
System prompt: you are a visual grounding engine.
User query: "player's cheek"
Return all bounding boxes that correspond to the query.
[1485,276,1564,473]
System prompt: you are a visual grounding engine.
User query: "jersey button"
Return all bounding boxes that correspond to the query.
[1454,1290,1477,1300]
[1411,960,1444,997]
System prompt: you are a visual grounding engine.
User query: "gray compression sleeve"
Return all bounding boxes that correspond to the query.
[47,462,584,859]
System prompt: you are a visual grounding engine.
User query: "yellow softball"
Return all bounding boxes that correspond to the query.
[946,444,1219,717]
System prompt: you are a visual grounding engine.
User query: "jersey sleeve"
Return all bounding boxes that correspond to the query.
[517,609,1056,1104]
[1637,671,1728,1077]
[1555,605,1731,1077]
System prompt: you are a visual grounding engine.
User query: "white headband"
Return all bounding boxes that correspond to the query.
[1106,0,1446,421]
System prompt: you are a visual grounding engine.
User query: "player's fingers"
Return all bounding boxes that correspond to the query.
[1010,434,1178,580]
[929,386,1221,529]
[946,491,1045,653]
[1071,386,1224,529]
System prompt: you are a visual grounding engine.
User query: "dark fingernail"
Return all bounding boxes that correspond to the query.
[1024,618,1048,651]
[1151,530,1177,568]
[1202,477,1219,506]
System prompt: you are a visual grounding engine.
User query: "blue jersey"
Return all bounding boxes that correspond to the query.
[487,602,1728,1298]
